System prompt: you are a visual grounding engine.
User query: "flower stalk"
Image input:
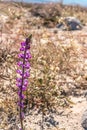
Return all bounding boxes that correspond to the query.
[16,35,32,130]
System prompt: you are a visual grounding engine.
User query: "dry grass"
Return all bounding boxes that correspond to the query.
[0,1,87,130]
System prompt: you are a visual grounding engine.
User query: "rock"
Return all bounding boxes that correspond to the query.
[81,109,87,130]
[56,17,83,30]
[44,115,59,127]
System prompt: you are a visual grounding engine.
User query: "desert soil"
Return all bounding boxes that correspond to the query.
[0,2,87,130]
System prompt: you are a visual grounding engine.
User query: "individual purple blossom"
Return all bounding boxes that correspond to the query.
[22,85,27,91]
[18,53,25,59]
[20,46,25,51]
[23,79,28,86]
[16,35,32,130]
[17,69,22,74]
[24,71,30,78]
[24,62,30,69]
[16,82,22,88]
[16,77,22,81]
[21,41,26,46]
[17,61,23,66]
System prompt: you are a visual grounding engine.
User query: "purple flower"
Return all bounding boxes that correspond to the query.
[25,51,31,59]
[16,82,22,88]
[18,53,24,59]
[16,35,32,130]
[21,41,26,46]
[20,46,25,51]
[16,78,22,82]
[24,71,30,78]
[17,70,22,75]
[22,85,27,91]
[18,102,24,108]
[24,79,28,86]
[17,61,23,67]
[24,62,30,69]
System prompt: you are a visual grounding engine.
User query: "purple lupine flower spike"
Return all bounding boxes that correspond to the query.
[17,35,32,130]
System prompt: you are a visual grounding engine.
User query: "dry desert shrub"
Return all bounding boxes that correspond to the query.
[25,41,80,113]
[0,36,85,129]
